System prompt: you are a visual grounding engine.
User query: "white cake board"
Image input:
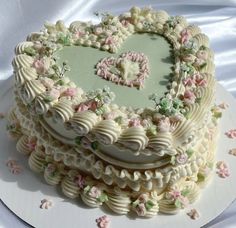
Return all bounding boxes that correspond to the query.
[0,79,236,228]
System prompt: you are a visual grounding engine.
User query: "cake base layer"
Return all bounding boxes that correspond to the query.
[6,98,219,217]
[2,82,236,228]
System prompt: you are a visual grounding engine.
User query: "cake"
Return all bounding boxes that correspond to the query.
[7,7,221,217]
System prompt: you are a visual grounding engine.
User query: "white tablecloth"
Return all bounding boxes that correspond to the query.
[0,1,236,227]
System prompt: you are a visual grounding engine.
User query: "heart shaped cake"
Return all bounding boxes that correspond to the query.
[8,6,221,217]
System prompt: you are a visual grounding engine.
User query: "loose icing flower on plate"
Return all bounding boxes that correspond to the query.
[187,209,200,220]
[225,129,236,139]
[218,102,229,109]
[96,215,110,228]
[229,148,236,156]
[216,161,230,178]
[6,158,23,174]
[40,199,53,209]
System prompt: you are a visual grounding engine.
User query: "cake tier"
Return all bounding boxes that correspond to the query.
[7,100,219,217]
[12,7,216,161]
[10,7,219,218]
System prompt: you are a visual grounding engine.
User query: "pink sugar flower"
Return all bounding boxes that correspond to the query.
[104,36,116,45]
[217,167,230,178]
[10,165,22,175]
[183,77,195,87]
[88,101,98,111]
[187,209,200,220]
[96,215,110,228]
[74,174,85,189]
[138,193,149,203]
[32,59,49,74]
[183,90,196,105]
[89,186,102,198]
[176,153,188,164]
[81,137,91,149]
[169,189,181,200]
[26,139,36,151]
[77,103,89,112]
[129,118,141,127]
[218,102,229,109]
[6,159,17,168]
[225,129,236,139]
[180,29,190,44]
[48,88,60,100]
[63,87,77,97]
[46,163,56,174]
[135,203,146,216]
[75,29,85,38]
[158,117,173,132]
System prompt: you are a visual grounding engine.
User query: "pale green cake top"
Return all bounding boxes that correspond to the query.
[57,33,173,108]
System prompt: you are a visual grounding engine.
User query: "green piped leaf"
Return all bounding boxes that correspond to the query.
[83,185,91,193]
[174,199,182,208]
[91,141,99,150]
[97,193,108,203]
[186,149,194,158]
[197,173,205,182]
[213,111,222,119]
[145,200,155,211]
[75,136,82,145]
[24,47,36,56]
[181,188,190,197]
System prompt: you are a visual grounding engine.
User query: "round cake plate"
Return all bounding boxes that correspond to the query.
[0,79,236,228]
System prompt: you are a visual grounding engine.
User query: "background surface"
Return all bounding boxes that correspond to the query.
[0,1,236,227]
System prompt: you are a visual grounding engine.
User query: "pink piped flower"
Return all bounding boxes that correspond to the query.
[10,165,23,175]
[74,174,85,189]
[135,203,147,216]
[218,102,229,109]
[129,118,141,127]
[187,209,200,220]
[63,87,77,97]
[75,29,85,38]
[96,215,110,228]
[77,103,89,112]
[89,186,102,198]
[216,161,230,178]
[178,195,189,208]
[183,90,196,105]
[180,29,190,44]
[88,101,98,111]
[169,189,181,200]
[158,117,174,132]
[121,19,130,27]
[217,167,230,178]
[104,36,116,45]
[32,59,49,74]
[6,159,17,168]
[47,88,60,100]
[138,193,149,203]
[26,139,37,151]
[46,163,56,174]
[176,153,188,164]
[183,77,195,87]
[225,129,236,139]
